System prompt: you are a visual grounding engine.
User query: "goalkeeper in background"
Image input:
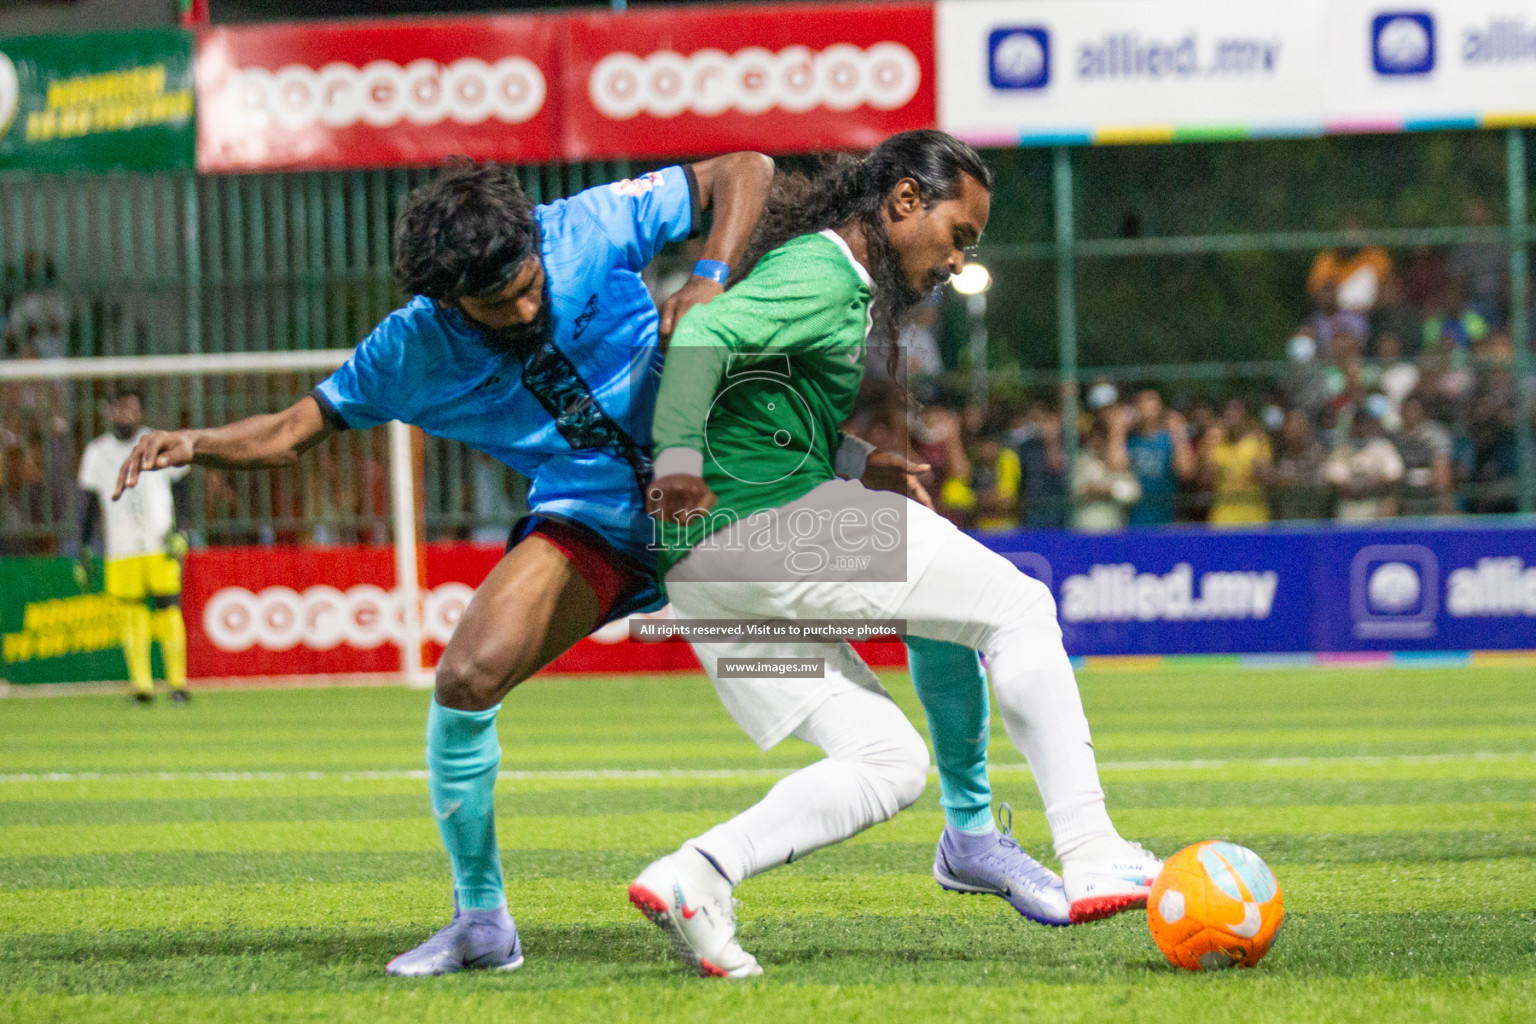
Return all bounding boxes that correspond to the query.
[77,386,191,703]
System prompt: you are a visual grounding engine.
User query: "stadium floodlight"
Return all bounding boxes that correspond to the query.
[950,262,991,295]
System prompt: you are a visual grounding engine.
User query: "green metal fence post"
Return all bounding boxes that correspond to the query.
[1508,128,1534,514]
[182,170,207,541]
[1053,147,1080,524]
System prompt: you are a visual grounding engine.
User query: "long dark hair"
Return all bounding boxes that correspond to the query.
[392,158,539,303]
[733,130,992,343]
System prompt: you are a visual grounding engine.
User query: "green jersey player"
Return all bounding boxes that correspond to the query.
[631,131,1161,978]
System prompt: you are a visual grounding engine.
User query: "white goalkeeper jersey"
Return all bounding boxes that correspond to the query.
[77,429,188,560]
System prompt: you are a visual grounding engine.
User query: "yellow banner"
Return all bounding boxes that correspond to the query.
[3,594,127,664]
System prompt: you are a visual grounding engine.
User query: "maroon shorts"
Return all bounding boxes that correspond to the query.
[519,517,657,625]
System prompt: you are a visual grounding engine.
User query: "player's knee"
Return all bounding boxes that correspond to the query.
[867,725,930,812]
[434,648,506,712]
[891,731,931,810]
[979,555,1058,642]
[1001,557,1055,617]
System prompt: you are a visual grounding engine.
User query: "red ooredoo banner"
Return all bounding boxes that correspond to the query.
[563,3,936,160]
[182,544,908,681]
[193,4,938,171]
[182,544,701,679]
[195,17,561,172]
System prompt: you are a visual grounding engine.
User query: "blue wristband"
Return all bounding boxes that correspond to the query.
[692,259,730,284]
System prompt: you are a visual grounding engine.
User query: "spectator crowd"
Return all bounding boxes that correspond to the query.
[2,252,77,552]
[851,199,1534,532]
[5,194,1536,553]
[855,378,1481,534]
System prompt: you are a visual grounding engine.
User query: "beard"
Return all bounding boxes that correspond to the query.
[472,289,553,359]
[110,422,137,441]
[863,213,946,346]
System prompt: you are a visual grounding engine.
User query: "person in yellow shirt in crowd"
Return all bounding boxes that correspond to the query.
[940,423,1021,531]
[1201,399,1272,525]
[76,387,190,703]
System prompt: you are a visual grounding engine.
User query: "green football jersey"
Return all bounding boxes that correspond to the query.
[650,230,872,575]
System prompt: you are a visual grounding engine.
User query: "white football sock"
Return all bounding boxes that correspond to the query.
[894,531,1121,865]
[689,685,929,886]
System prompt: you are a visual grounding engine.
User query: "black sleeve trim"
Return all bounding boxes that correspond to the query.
[308,389,351,432]
[682,163,703,239]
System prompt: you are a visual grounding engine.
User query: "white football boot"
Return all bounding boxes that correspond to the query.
[1061,839,1163,923]
[628,846,762,978]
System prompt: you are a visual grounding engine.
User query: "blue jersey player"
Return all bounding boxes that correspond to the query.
[114,152,1058,976]
[114,153,775,973]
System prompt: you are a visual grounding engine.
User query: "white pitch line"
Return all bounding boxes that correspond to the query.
[0,751,1531,785]
[1087,751,1536,772]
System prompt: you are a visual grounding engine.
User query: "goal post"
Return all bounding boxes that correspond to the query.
[0,350,432,685]
[388,417,429,687]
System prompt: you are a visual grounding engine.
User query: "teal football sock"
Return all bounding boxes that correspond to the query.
[906,636,995,834]
[426,699,506,911]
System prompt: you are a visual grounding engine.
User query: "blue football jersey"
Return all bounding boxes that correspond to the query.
[313,166,697,567]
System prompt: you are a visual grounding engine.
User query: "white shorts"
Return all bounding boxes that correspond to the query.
[684,633,895,750]
[666,479,961,749]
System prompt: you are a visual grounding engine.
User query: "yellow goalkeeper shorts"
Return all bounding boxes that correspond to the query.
[103,553,183,601]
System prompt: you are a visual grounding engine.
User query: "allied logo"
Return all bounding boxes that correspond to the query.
[1350,545,1438,638]
[1060,562,1278,624]
[1366,561,1422,613]
[1446,556,1536,617]
[1372,12,1435,76]
[989,27,1050,90]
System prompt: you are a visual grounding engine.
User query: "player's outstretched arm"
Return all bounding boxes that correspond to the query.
[657,151,775,340]
[113,395,332,500]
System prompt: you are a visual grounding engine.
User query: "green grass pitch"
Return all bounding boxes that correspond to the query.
[1,663,1534,1023]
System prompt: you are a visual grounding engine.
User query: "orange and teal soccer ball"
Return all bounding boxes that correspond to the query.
[1147,841,1284,971]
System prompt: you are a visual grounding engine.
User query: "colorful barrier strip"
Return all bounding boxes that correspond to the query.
[1073,649,1536,671]
[1011,114,1536,149]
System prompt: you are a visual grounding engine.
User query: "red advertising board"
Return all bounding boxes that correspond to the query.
[184,545,401,677]
[563,3,936,160]
[182,544,908,680]
[195,17,561,172]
